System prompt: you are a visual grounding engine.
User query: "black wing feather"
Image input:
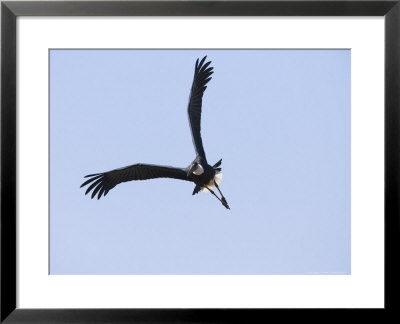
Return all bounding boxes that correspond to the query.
[81,163,190,199]
[187,56,214,160]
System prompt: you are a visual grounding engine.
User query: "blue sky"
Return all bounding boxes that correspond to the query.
[50,49,350,274]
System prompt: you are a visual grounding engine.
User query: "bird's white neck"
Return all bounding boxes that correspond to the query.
[193,164,204,175]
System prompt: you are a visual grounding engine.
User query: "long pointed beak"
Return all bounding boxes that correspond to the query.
[213,181,230,210]
[221,196,230,210]
[218,188,230,209]
[204,185,230,210]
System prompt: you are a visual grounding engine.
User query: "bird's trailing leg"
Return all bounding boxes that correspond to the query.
[214,181,230,210]
[205,186,230,210]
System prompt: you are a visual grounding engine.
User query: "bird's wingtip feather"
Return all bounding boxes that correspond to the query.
[84,173,100,178]
[198,56,207,68]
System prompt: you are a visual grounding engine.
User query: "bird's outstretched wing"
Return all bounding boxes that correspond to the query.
[81,164,190,199]
[187,56,214,161]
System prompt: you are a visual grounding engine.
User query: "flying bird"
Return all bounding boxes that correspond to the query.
[81,56,229,209]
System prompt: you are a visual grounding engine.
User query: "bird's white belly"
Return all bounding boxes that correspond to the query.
[201,171,222,192]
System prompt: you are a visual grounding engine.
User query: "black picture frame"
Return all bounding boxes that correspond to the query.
[1,0,399,322]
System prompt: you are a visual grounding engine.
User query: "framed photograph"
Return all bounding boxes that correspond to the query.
[1,0,399,322]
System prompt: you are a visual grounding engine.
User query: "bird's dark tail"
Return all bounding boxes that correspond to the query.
[213,159,222,169]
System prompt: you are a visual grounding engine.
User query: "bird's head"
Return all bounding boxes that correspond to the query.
[187,163,204,176]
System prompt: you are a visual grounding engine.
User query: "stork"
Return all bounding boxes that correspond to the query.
[81,56,229,209]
